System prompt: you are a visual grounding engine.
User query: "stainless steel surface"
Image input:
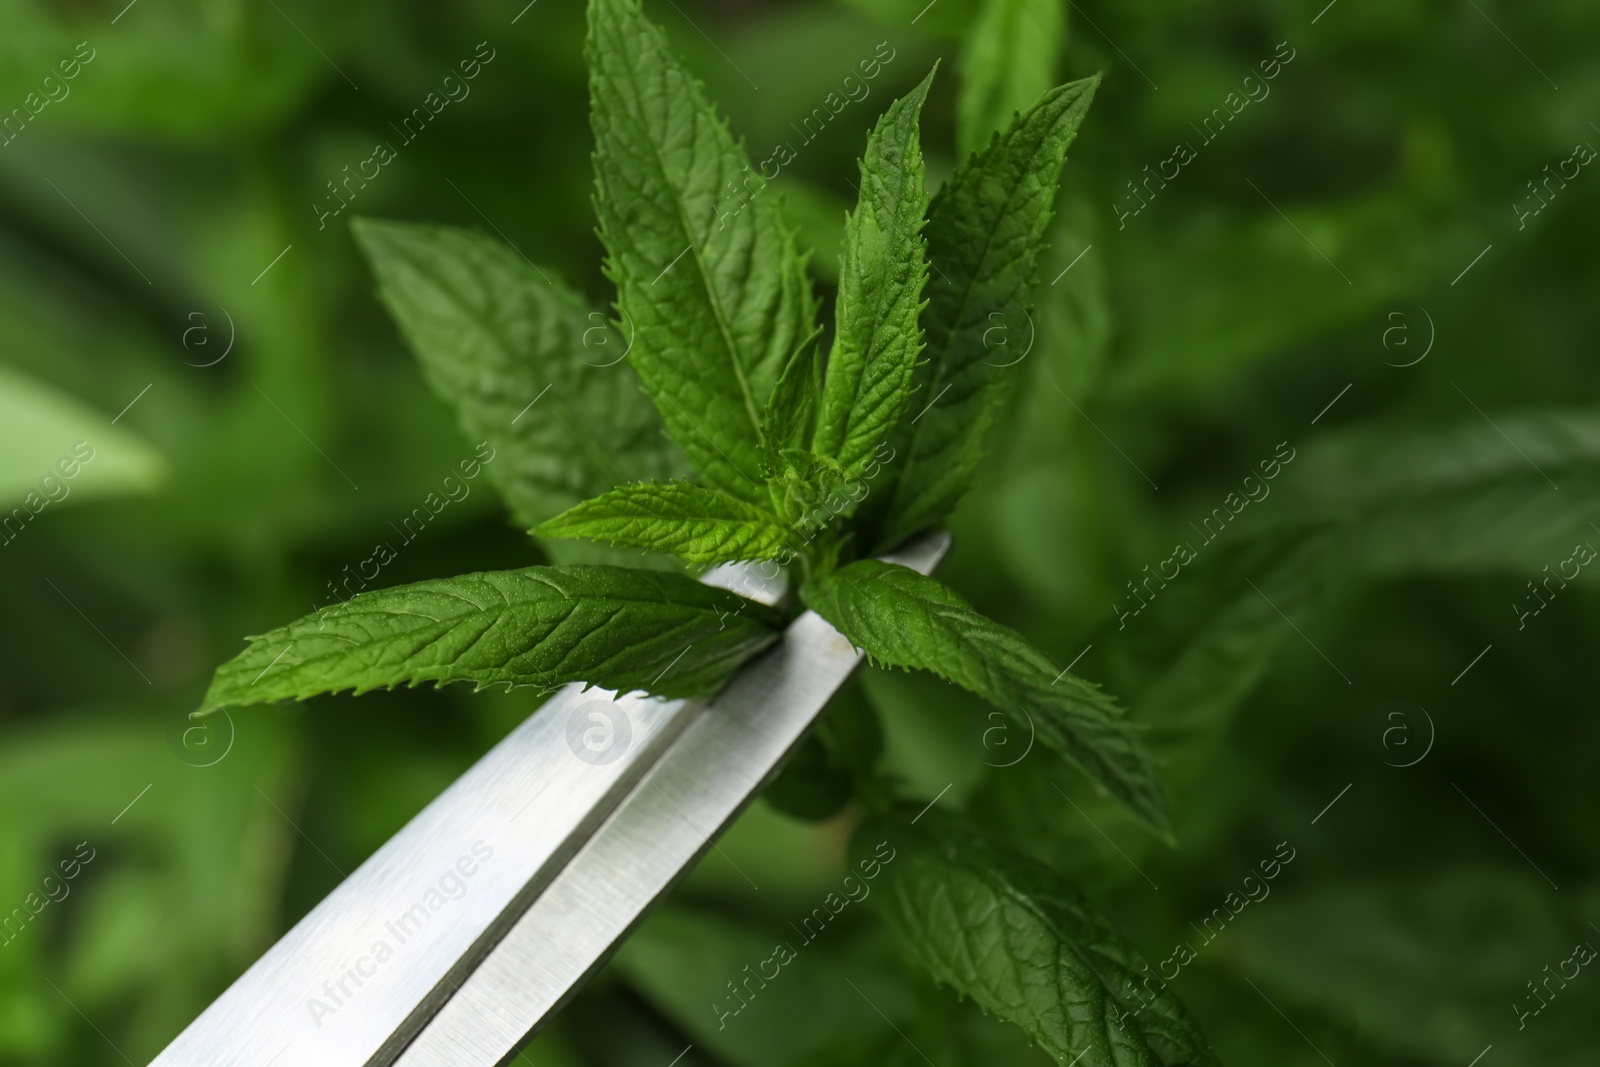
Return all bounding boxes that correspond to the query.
[149,565,788,1067]
[393,531,951,1067]
[148,536,945,1067]
[149,686,691,1067]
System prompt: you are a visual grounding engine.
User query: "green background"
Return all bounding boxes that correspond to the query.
[1,0,1597,1063]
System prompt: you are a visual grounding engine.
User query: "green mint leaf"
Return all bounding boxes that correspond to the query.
[760,324,824,468]
[1134,536,1334,788]
[957,0,1064,157]
[352,219,682,530]
[814,71,934,477]
[200,565,782,711]
[1111,195,1479,398]
[1224,872,1595,1066]
[858,814,1221,1067]
[864,76,1099,552]
[537,481,800,565]
[1271,408,1600,523]
[766,682,883,821]
[803,559,1170,837]
[768,447,860,535]
[1037,193,1113,396]
[763,731,855,822]
[0,364,166,503]
[587,0,817,503]
[1141,411,1600,785]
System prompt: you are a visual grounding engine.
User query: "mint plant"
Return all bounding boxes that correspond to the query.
[198,0,1217,1061]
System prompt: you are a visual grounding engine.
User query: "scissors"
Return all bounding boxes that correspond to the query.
[149,531,949,1067]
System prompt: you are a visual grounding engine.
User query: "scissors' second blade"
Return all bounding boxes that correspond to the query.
[393,531,950,1066]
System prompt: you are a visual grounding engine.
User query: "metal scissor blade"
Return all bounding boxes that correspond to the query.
[147,532,946,1067]
[393,531,949,1065]
[149,564,788,1067]
[152,690,700,1067]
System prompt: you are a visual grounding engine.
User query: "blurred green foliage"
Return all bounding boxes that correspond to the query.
[1,0,1597,1064]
